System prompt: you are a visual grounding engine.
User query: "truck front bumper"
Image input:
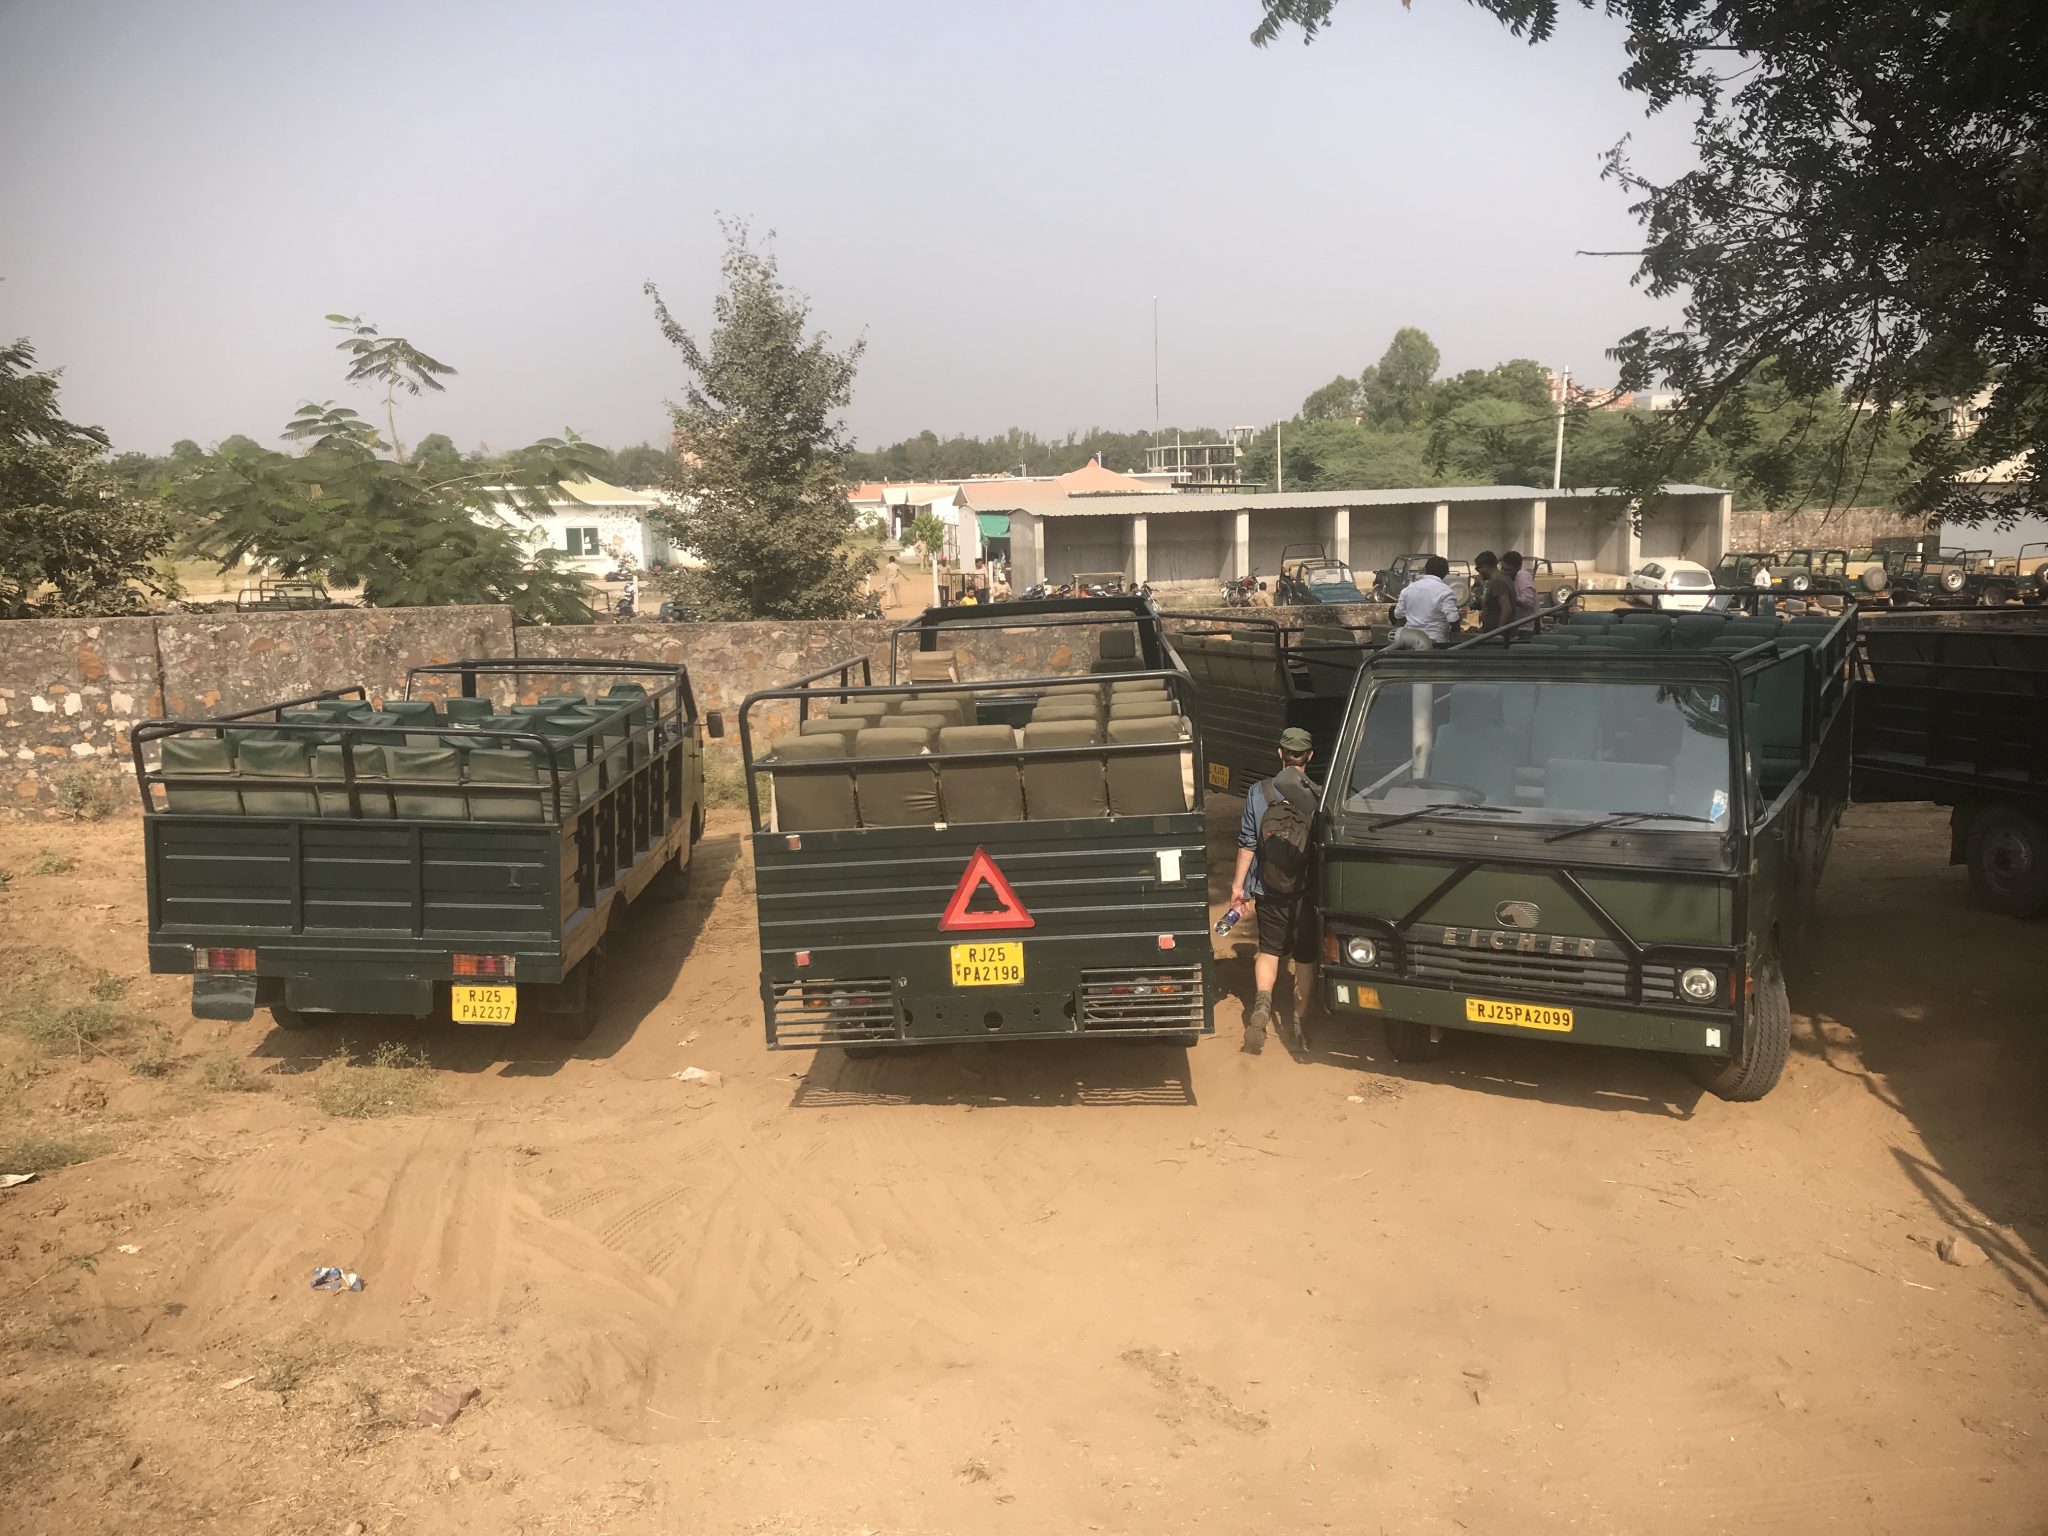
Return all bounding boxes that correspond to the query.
[1322,972,1738,1058]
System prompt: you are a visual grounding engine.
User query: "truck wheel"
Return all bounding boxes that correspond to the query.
[545,949,607,1041]
[650,842,693,902]
[689,805,706,845]
[1689,944,1790,1102]
[1966,805,2048,918]
[1383,1019,1443,1063]
[1980,583,2011,608]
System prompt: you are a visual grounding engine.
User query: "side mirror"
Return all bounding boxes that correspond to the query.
[704,711,726,740]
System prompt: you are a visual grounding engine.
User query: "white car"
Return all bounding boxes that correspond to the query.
[1628,558,1717,612]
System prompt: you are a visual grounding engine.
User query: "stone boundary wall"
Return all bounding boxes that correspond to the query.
[1,600,1447,813]
[1728,505,1929,551]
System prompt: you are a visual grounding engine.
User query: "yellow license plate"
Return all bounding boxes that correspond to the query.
[452,984,517,1023]
[1465,996,1572,1032]
[949,942,1024,987]
[1207,762,1232,790]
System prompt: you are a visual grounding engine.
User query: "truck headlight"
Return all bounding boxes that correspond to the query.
[1680,966,1718,1002]
[1344,936,1379,968]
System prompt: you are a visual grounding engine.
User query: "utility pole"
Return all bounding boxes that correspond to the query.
[1276,419,1284,494]
[1552,365,1570,491]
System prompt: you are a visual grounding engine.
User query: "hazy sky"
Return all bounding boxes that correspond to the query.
[1,0,1693,456]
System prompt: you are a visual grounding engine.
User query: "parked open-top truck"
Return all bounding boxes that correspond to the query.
[1853,615,2048,916]
[134,659,717,1038]
[1312,597,1855,1100]
[740,595,1214,1054]
[1168,612,1384,795]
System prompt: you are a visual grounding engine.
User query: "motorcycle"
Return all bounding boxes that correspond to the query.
[1022,581,1073,601]
[1221,572,1265,607]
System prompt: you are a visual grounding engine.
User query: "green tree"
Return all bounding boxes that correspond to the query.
[325,313,455,463]
[1428,396,1552,485]
[1300,374,1362,423]
[608,443,673,486]
[168,326,602,623]
[1359,327,1441,429]
[1253,0,2043,524]
[410,431,466,483]
[645,224,873,619]
[0,339,171,618]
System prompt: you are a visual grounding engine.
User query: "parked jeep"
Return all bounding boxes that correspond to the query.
[2017,543,2048,605]
[1275,543,1371,606]
[1883,548,1970,607]
[1528,557,1580,607]
[1370,553,1473,608]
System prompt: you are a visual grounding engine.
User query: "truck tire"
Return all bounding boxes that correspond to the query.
[1859,567,1889,595]
[650,841,693,902]
[1966,805,2048,918]
[689,805,706,845]
[1980,582,2011,608]
[1383,1019,1443,1063]
[545,948,607,1041]
[1689,943,1790,1102]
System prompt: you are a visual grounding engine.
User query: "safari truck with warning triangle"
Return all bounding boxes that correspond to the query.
[1312,596,1854,1101]
[739,596,1214,1053]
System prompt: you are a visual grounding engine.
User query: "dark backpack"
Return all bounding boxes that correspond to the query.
[1256,781,1313,899]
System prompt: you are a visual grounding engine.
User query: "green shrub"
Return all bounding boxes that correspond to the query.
[313,1042,438,1119]
[29,849,77,876]
[198,1050,265,1093]
[50,766,119,822]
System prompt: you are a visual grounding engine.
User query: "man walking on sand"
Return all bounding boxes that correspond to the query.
[1226,727,1320,1054]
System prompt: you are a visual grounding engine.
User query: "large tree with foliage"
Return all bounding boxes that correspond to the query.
[0,339,172,619]
[1252,0,2046,524]
[646,225,872,619]
[167,321,602,622]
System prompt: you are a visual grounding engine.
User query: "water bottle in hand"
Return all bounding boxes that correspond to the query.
[1213,902,1245,938]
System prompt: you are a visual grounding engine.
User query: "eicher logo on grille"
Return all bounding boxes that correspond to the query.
[1495,900,1540,929]
[1442,927,1597,957]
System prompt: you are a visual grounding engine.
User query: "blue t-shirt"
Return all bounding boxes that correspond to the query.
[1237,778,1277,898]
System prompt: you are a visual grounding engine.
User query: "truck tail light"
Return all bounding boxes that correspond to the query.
[195,948,257,973]
[452,953,517,979]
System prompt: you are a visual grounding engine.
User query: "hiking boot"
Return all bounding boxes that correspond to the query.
[1243,994,1271,1054]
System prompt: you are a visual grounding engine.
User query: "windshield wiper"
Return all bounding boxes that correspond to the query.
[1543,809,1718,844]
[1367,803,1519,832]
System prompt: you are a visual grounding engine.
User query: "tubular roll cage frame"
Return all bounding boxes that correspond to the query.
[130,658,696,827]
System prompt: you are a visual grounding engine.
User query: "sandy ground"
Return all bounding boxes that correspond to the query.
[0,801,2042,1535]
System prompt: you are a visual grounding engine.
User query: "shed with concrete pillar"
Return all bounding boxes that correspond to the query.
[985,483,1728,600]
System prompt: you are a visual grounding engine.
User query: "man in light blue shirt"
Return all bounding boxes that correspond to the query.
[1390,555,1462,645]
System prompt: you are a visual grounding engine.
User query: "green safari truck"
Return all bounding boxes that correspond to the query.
[1314,601,1854,1100]
[1170,613,1383,796]
[741,596,1214,1053]
[133,658,718,1038]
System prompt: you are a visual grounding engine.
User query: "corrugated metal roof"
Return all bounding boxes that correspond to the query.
[1009,484,1725,518]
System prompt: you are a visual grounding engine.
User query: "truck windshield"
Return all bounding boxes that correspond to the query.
[1339,679,1733,830]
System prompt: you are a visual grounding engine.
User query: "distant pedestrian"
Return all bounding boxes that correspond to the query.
[1390,555,1461,646]
[1227,727,1321,1055]
[1474,550,1515,632]
[1504,549,1540,620]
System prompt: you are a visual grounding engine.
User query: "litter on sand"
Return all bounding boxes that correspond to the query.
[0,1173,38,1189]
[116,1244,142,1255]
[310,1266,364,1293]
[671,1066,723,1088]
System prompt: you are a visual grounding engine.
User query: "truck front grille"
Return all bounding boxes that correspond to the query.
[1403,927,1683,1004]
[769,979,897,1047]
[1077,967,1206,1031]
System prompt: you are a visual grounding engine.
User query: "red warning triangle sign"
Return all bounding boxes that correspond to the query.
[939,847,1036,932]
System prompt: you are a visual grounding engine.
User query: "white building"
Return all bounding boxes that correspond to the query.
[476,478,693,574]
